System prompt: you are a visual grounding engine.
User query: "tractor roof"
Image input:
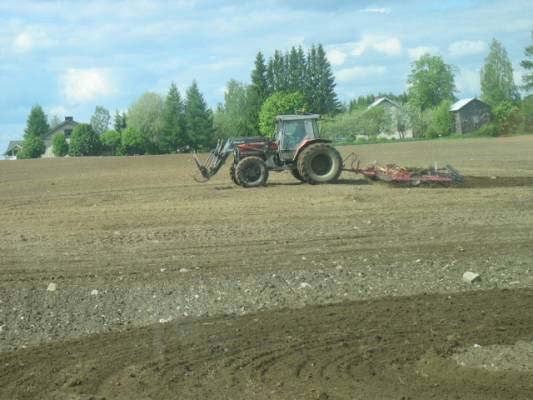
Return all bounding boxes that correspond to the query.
[276,114,320,121]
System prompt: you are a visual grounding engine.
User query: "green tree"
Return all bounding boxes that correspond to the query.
[18,135,45,159]
[250,52,269,103]
[520,31,533,93]
[69,124,101,156]
[120,127,145,155]
[493,101,522,135]
[214,80,255,139]
[161,83,187,153]
[101,130,122,155]
[113,110,127,132]
[52,133,68,156]
[426,100,455,138]
[25,105,49,138]
[259,91,308,136]
[90,106,111,136]
[306,44,340,115]
[128,92,165,154]
[520,96,533,133]
[267,50,287,94]
[404,104,427,137]
[18,105,49,158]
[184,81,215,150]
[249,52,270,132]
[359,107,392,136]
[481,39,519,106]
[407,54,456,110]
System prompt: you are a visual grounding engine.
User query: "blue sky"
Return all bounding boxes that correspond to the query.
[1,0,532,152]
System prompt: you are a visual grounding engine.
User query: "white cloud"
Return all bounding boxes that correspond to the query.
[336,65,387,83]
[360,7,392,14]
[456,68,481,95]
[46,105,70,118]
[408,46,439,60]
[327,49,347,66]
[448,40,486,57]
[352,35,402,56]
[13,30,57,52]
[62,69,114,103]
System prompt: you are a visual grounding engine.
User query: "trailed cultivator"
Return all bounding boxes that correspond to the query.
[343,154,463,186]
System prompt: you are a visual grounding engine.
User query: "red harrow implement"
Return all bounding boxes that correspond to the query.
[343,154,463,187]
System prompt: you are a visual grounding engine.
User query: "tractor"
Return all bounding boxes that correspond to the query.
[193,114,342,187]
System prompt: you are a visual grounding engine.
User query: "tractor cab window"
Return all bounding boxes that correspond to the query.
[282,120,308,150]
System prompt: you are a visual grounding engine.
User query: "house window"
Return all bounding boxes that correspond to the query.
[473,116,480,125]
[64,129,73,137]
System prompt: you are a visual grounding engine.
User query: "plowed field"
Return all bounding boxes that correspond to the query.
[1,136,532,399]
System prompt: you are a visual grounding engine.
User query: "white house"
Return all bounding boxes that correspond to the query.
[367,97,413,139]
[3,140,23,160]
[42,116,79,158]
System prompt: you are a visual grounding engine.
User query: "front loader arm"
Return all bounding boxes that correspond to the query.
[193,138,233,182]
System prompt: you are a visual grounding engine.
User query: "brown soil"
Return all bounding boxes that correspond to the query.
[1,289,532,400]
[1,136,533,399]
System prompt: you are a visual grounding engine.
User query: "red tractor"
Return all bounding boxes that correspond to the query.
[193,114,342,187]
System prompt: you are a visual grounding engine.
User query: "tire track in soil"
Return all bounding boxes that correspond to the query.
[1,288,532,400]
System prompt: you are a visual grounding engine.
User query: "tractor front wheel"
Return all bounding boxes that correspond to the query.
[297,143,342,184]
[229,163,240,185]
[235,156,269,187]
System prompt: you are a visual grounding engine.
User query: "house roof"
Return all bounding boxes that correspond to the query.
[449,98,490,112]
[3,140,23,155]
[44,118,79,138]
[368,97,401,109]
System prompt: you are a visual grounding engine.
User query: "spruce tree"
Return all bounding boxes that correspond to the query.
[184,81,215,150]
[314,44,340,114]
[481,39,519,105]
[161,82,187,153]
[250,52,269,102]
[249,52,269,133]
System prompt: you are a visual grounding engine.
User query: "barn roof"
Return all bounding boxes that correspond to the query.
[449,98,490,112]
[3,140,23,155]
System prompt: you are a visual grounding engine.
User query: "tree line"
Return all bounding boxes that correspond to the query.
[17,35,533,159]
[18,43,339,158]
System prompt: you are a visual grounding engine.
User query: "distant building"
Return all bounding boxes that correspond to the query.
[3,140,23,160]
[367,97,413,139]
[449,98,491,134]
[42,116,79,158]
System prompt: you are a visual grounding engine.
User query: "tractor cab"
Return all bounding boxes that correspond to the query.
[275,114,320,161]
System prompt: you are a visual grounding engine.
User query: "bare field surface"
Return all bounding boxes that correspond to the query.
[1,136,533,399]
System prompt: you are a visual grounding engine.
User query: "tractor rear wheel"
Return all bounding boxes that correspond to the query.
[235,156,269,187]
[290,168,305,182]
[297,143,342,184]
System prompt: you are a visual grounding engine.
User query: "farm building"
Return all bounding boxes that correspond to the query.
[449,98,491,134]
[42,116,79,158]
[3,140,23,160]
[367,97,413,139]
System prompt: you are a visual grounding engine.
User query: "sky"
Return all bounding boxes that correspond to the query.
[1,0,532,153]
